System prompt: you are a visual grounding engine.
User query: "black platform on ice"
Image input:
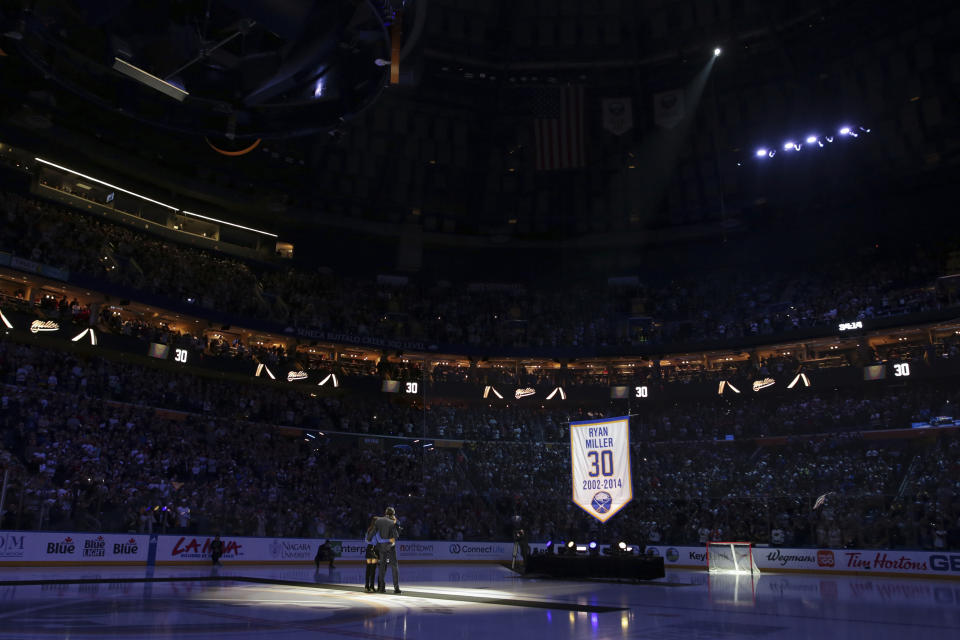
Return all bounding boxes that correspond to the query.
[525,554,665,581]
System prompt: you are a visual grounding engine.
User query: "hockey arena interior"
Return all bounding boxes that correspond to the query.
[0,1,958,638]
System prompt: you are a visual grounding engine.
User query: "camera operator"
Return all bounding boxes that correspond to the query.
[314,539,335,570]
[514,528,530,564]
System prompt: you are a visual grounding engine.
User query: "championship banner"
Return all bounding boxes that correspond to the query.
[570,416,632,522]
[654,89,685,129]
[601,97,633,136]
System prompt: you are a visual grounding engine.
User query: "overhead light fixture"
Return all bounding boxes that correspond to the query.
[755,148,767,157]
[180,210,277,238]
[483,385,503,399]
[34,158,179,211]
[787,373,811,389]
[318,373,339,388]
[718,380,741,395]
[71,328,97,345]
[112,58,188,102]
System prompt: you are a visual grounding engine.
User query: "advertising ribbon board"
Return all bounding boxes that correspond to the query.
[570,416,633,522]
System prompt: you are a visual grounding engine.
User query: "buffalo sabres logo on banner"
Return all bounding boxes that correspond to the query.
[602,98,633,136]
[570,416,633,522]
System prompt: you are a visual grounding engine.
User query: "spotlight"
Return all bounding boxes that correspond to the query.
[588,541,597,550]
[839,126,851,135]
[618,541,627,550]
[806,135,817,144]
[545,540,553,548]
[767,150,776,158]
[713,47,722,57]
[783,141,795,151]
[755,148,767,157]
[567,540,576,549]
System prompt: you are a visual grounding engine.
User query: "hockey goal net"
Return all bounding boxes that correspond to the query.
[706,541,761,574]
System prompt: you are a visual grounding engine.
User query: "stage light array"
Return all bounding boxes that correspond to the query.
[753,125,871,162]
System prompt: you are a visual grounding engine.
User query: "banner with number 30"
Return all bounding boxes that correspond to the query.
[570,416,633,523]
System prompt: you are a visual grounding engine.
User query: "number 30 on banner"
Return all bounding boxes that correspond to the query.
[586,450,614,476]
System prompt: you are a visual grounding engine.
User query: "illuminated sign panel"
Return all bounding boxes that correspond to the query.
[30,320,59,334]
[893,363,910,377]
[752,377,776,392]
[863,365,886,381]
[148,343,170,359]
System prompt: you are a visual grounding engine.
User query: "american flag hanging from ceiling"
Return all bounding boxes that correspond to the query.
[532,86,585,171]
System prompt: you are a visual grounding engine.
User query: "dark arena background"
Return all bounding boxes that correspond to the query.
[0,1,958,638]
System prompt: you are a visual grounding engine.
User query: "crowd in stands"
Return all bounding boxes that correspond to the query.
[3,333,960,444]
[1,190,956,353]
[1,335,959,549]
[1,188,959,551]
[6,279,958,404]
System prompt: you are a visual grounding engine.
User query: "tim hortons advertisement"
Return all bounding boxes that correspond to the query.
[759,548,942,575]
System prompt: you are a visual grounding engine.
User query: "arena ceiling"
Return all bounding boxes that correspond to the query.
[0,0,956,248]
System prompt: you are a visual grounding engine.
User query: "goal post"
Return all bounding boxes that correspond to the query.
[706,541,761,574]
